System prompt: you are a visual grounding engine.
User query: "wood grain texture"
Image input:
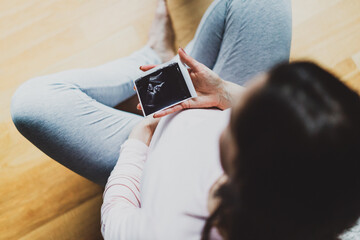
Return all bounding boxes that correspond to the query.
[1,0,359,239]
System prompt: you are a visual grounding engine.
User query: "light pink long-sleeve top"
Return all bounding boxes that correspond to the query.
[101,109,230,240]
[101,107,360,240]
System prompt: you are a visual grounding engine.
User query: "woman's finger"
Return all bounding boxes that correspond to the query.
[153,104,184,118]
[178,48,201,71]
[153,96,212,118]
[137,103,142,110]
[139,65,158,71]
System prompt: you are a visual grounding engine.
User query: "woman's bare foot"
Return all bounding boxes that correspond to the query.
[147,0,176,62]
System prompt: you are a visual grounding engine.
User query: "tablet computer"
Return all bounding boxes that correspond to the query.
[134,60,197,116]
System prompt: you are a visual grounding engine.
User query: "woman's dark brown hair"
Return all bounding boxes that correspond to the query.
[202,62,360,240]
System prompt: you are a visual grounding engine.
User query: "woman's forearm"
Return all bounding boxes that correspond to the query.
[101,139,148,239]
[101,116,160,239]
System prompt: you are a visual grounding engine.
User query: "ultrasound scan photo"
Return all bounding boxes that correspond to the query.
[134,62,193,116]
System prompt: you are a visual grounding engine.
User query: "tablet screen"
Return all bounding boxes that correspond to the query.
[135,62,192,116]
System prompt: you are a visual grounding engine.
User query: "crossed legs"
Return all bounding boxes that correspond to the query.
[11,0,292,185]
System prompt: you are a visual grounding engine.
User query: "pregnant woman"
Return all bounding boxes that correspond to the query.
[11,0,360,239]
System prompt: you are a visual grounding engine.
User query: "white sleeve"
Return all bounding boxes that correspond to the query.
[101,139,155,240]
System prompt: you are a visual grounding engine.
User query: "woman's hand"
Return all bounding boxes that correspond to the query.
[128,117,161,146]
[138,48,244,118]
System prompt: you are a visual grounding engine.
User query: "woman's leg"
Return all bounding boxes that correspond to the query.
[187,0,292,85]
[184,0,228,69]
[11,0,177,186]
[11,0,291,185]
[11,46,162,185]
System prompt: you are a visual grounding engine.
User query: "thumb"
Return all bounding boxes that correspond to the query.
[178,48,201,71]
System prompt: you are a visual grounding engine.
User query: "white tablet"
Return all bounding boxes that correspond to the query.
[134,59,197,116]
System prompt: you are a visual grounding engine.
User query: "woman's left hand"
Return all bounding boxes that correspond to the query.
[138,48,244,118]
[128,117,161,146]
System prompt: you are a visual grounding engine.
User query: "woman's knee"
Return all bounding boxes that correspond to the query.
[228,0,292,29]
[11,77,52,136]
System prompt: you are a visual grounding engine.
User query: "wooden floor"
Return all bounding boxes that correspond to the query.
[0,0,359,239]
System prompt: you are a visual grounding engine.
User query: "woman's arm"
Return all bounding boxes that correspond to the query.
[101,139,149,239]
[101,118,160,240]
[138,48,245,118]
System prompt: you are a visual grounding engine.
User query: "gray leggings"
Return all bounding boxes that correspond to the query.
[11,0,292,185]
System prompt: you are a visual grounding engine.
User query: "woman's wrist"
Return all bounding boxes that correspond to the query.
[129,122,154,146]
[218,80,244,109]
[217,80,232,110]
[128,118,160,146]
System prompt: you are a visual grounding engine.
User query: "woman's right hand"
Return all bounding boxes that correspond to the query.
[138,48,243,118]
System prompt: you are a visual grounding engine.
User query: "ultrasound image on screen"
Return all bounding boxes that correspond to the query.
[135,62,192,116]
